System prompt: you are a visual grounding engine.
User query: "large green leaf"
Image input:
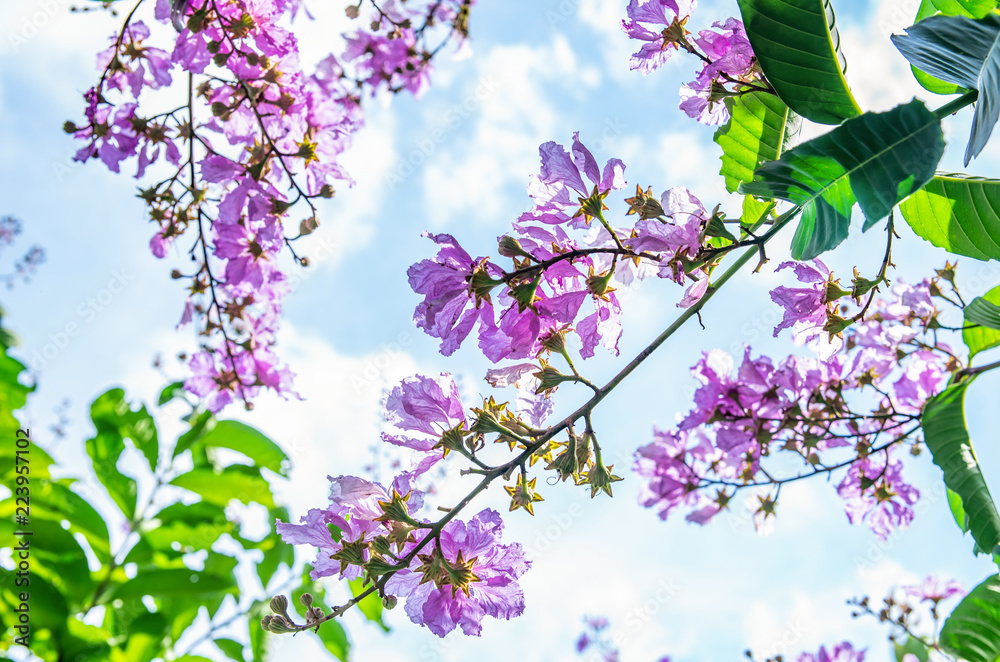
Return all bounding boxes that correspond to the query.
[922,382,1000,555]
[965,285,1000,359]
[736,0,862,124]
[85,430,138,520]
[940,575,1000,662]
[892,13,1000,164]
[741,99,944,259]
[715,91,795,193]
[196,420,288,476]
[911,0,998,94]
[900,173,1000,260]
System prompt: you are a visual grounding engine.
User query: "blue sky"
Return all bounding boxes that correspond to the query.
[2,0,1000,660]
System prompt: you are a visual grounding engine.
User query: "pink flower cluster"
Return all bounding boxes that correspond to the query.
[622,2,759,125]
[71,0,471,411]
[277,476,528,637]
[635,272,956,541]
[409,133,720,372]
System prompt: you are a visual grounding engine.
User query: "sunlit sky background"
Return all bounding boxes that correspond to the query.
[2,0,1000,659]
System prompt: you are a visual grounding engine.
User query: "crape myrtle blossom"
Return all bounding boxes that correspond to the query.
[903,576,964,604]
[384,509,529,636]
[796,642,867,662]
[278,492,530,636]
[635,278,957,539]
[678,18,757,125]
[71,0,473,412]
[621,0,698,73]
[381,372,470,475]
[409,134,726,375]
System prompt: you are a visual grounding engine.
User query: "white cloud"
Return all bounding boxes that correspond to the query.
[417,34,602,229]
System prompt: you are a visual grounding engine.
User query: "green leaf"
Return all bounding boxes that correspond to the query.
[965,294,1000,329]
[316,618,351,661]
[940,575,1000,662]
[247,600,271,662]
[922,382,1000,555]
[85,431,138,520]
[736,0,862,124]
[158,381,186,406]
[349,577,388,631]
[171,465,275,508]
[174,409,216,459]
[90,388,159,472]
[715,91,795,193]
[900,173,1000,260]
[910,0,998,93]
[741,99,944,259]
[196,420,288,476]
[214,638,247,662]
[110,569,236,600]
[965,286,1000,359]
[950,487,972,532]
[24,479,111,561]
[892,14,1000,164]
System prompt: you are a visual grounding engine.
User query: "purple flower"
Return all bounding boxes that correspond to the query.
[627,186,708,282]
[796,642,866,662]
[276,474,423,581]
[837,452,919,541]
[519,133,626,230]
[903,576,964,603]
[408,232,501,357]
[621,0,698,73]
[770,259,833,339]
[382,373,468,449]
[385,509,530,637]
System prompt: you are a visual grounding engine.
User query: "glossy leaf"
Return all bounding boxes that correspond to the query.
[965,285,1000,359]
[736,0,862,124]
[911,0,997,94]
[940,575,1000,662]
[892,13,1000,164]
[922,382,1000,555]
[171,465,275,508]
[900,173,1000,260]
[715,91,795,193]
[196,420,288,475]
[741,99,944,259]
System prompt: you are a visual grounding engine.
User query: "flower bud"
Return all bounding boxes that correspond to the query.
[383,595,398,610]
[269,595,290,620]
[299,592,313,608]
[498,235,532,259]
[346,5,359,18]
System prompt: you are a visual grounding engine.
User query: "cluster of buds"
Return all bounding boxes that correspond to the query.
[261,594,326,634]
